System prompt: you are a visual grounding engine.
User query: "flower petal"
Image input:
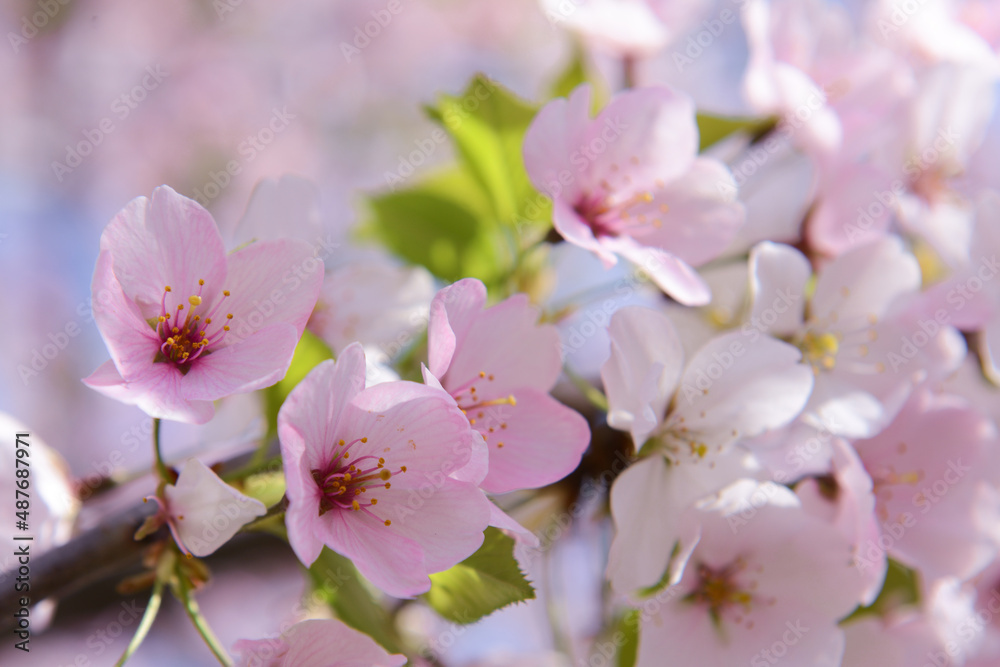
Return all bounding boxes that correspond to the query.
[427,278,488,379]
[165,459,265,557]
[100,185,227,316]
[477,388,590,494]
[183,324,300,400]
[601,306,684,444]
[748,241,810,337]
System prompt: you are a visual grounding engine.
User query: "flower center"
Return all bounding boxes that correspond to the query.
[311,437,406,527]
[154,281,234,368]
[574,187,668,239]
[800,330,840,372]
[684,559,771,631]
[449,371,515,449]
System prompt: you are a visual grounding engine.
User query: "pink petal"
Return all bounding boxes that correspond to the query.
[478,388,590,494]
[281,619,407,667]
[748,241,810,337]
[605,237,712,305]
[346,382,479,475]
[812,236,921,324]
[444,294,562,398]
[427,278,487,379]
[165,459,265,557]
[631,158,745,267]
[278,345,367,467]
[220,238,323,345]
[523,84,592,206]
[601,306,684,444]
[183,324,300,400]
[673,332,814,444]
[320,509,429,597]
[90,250,162,378]
[552,197,619,267]
[100,185,228,316]
[582,86,697,196]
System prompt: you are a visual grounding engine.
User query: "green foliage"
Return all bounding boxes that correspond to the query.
[426,74,544,227]
[696,112,775,152]
[310,548,404,653]
[364,167,508,284]
[365,74,555,291]
[842,558,920,624]
[423,527,535,624]
[616,610,640,667]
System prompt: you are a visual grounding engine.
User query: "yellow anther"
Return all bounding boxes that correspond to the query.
[400,466,407,473]
[384,519,391,526]
[223,290,231,297]
[370,498,378,505]
[351,500,360,511]
[189,295,202,306]
[198,279,205,286]
[360,437,368,443]
[379,470,391,480]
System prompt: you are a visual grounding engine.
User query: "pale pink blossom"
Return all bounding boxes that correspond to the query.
[233,618,406,667]
[602,306,813,592]
[279,343,492,597]
[635,480,866,667]
[424,278,590,494]
[523,84,745,305]
[84,185,323,424]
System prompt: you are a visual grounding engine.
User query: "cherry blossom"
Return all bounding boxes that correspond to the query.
[84,185,323,424]
[425,278,590,494]
[279,343,492,597]
[602,306,813,592]
[523,84,745,305]
[635,480,866,667]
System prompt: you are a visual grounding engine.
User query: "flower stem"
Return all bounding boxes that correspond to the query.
[151,418,172,484]
[240,495,289,532]
[174,562,233,666]
[113,575,164,667]
[563,364,609,412]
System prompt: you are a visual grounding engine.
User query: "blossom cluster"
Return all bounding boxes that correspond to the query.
[9,0,1000,665]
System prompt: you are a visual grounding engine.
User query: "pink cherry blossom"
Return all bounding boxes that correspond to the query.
[523,84,745,305]
[635,479,867,667]
[850,388,999,581]
[424,278,590,495]
[158,458,266,558]
[747,237,965,438]
[233,618,406,667]
[602,306,814,592]
[84,185,323,424]
[278,342,493,597]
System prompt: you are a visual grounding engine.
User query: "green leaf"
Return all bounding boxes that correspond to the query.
[423,527,535,624]
[426,74,548,230]
[616,610,640,667]
[696,112,776,152]
[842,558,920,623]
[310,548,403,653]
[262,329,334,439]
[363,167,509,284]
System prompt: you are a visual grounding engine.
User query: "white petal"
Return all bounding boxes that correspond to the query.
[165,459,266,557]
[748,241,809,336]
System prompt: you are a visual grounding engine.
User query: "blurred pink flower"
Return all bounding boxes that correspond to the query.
[279,343,492,597]
[233,618,406,667]
[424,278,590,494]
[636,480,866,667]
[523,84,744,305]
[84,185,322,424]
